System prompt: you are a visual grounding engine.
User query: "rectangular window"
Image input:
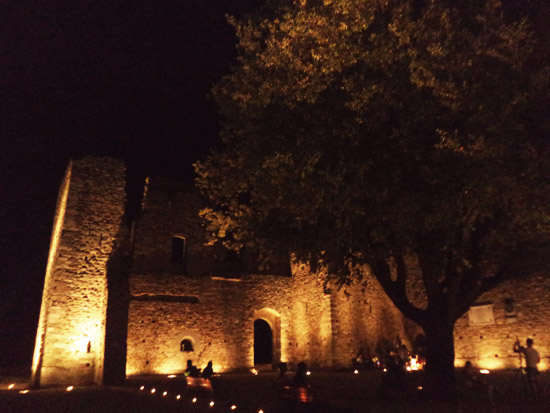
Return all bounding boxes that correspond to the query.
[172,236,186,263]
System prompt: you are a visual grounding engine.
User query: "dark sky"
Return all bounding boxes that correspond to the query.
[0,0,259,369]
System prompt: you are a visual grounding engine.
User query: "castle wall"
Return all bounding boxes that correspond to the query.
[454,274,550,370]
[32,157,126,386]
[34,157,550,387]
[125,178,420,375]
[329,272,421,367]
[126,274,293,374]
[131,178,219,276]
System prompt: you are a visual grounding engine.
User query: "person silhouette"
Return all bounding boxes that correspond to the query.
[201,361,213,380]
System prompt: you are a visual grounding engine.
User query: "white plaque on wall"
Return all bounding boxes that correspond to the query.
[468,304,495,326]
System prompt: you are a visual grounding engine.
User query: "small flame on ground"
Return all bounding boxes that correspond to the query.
[192,397,197,403]
[66,386,74,392]
[8,384,15,390]
[151,388,156,394]
[210,401,215,406]
[176,394,181,400]
[162,391,167,396]
[19,390,29,394]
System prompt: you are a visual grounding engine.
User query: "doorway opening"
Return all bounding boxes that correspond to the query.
[254,319,273,365]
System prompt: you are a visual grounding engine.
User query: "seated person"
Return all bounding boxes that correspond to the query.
[462,361,480,389]
[276,362,292,399]
[184,359,201,378]
[293,362,309,388]
[201,361,214,380]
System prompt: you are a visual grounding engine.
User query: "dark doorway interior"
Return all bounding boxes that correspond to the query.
[254,319,273,365]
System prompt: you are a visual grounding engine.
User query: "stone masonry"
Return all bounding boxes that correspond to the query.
[32,157,126,386]
[33,157,550,386]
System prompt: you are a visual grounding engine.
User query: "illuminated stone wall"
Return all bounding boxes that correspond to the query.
[32,157,126,386]
[329,272,421,367]
[126,274,291,374]
[454,274,550,371]
[125,178,419,376]
[39,157,550,387]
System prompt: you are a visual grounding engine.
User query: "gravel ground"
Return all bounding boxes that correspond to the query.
[1,369,549,412]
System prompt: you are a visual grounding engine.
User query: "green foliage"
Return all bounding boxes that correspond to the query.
[196,0,550,322]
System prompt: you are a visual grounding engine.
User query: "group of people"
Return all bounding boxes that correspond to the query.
[276,361,309,394]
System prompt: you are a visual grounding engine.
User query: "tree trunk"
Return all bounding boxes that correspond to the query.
[423,319,457,400]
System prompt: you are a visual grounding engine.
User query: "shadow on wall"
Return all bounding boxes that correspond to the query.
[103,223,132,385]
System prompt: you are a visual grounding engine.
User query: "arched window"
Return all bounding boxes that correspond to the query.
[180,338,194,352]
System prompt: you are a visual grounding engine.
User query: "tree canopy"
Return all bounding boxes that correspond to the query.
[196,0,549,394]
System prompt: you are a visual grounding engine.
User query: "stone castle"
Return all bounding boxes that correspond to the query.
[32,157,550,386]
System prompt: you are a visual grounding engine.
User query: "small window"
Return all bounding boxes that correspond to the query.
[172,236,186,263]
[180,339,194,352]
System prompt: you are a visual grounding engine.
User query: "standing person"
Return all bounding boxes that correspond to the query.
[514,338,540,395]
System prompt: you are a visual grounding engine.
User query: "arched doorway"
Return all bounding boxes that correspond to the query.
[254,319,273,365]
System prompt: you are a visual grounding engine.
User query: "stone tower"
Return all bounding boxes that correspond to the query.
[31,157,126,386]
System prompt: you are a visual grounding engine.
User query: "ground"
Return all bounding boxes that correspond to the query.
[1,369,549,412]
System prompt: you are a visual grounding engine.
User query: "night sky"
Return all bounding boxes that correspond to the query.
[1,0,258,370]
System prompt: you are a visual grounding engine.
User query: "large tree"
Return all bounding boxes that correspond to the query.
[196,0,550,397]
